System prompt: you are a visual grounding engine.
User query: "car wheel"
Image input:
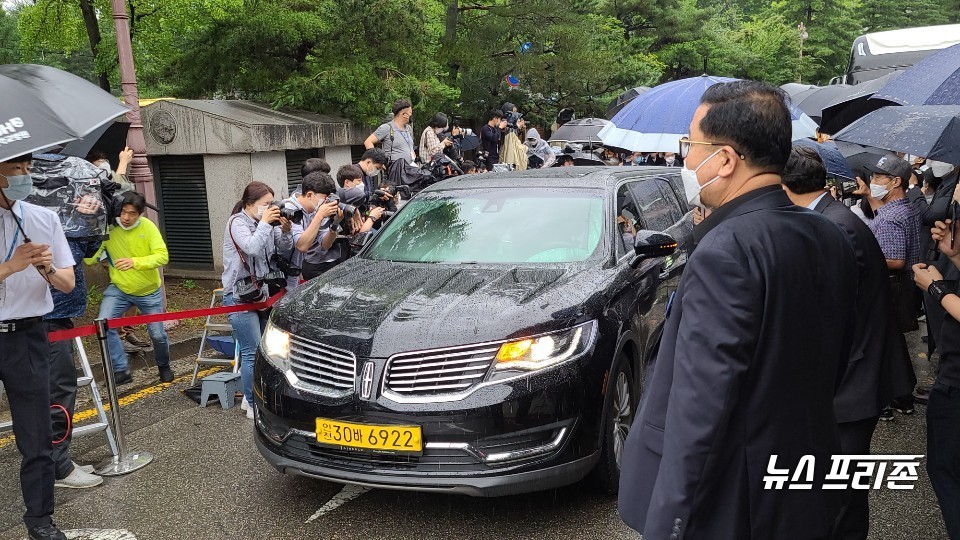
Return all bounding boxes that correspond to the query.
[594,355,635,495]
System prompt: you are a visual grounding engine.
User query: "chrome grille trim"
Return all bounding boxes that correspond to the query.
[288,335,357,395]
[383,343,497,399]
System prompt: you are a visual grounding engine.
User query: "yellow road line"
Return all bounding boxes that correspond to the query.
[0,366,224,450]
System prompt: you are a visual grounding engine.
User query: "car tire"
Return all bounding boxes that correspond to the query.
[593,354,636,495]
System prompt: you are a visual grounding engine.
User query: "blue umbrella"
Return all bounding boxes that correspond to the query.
[871,43,960,105]
[598,75,818,152]
[793,138,857,180]
[834,105,960,165]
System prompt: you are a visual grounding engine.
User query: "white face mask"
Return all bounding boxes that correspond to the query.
[95,161,112,173]
[870,183,890,200]
[115,216,140,231]
[256,205,268,219]
[681,148,724,208]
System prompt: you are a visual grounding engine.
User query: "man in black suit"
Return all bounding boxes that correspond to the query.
[781,146,916,540]
[618,81,858,540]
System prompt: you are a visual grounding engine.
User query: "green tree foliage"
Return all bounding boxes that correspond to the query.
[5,0,959,125]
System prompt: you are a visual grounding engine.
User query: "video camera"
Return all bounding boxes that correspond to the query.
[368,185,411,220]
[504,110,523,130]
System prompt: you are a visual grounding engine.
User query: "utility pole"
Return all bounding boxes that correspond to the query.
[798,22,808,83]
[110,0,156,219]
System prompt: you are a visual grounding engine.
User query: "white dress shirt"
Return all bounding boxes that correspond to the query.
[805,191,829,211]
[0,201,74,320]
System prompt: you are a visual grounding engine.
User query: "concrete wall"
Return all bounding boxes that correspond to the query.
[325,145,353,174]
[251,151,289,198]
[203,154,252,270]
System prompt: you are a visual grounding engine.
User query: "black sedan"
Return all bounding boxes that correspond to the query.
[254,167,693,496]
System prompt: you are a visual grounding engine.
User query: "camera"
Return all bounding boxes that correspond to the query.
[266,202,303,226]
[826,177,859,200]
[504,110,523,130]
[262,270,288,296]
[271,253,301,278]
[234,276,266,303]
[325,193,356,219]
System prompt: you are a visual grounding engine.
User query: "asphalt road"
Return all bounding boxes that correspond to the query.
[0,328,948,540]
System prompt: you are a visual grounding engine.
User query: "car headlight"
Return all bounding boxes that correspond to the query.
[493,321,597,372]
[261,321,291,372]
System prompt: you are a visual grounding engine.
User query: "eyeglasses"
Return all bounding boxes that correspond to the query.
[678,137,745,160]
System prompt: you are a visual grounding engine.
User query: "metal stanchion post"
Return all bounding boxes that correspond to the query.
[94,318,154,476]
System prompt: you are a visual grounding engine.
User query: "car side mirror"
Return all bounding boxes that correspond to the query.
[629,231,678,268]
[352,231,375,248]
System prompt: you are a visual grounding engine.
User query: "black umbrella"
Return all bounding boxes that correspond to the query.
[833,139,887,180]
[549,118,610,144]
[569,151,606,166]
[0,64,129,162]
[62,120,130,162]
[872,43,960,106]
[789,85,853,125]
[793,139,856,179]
[605,87,650,120]
[834,105,960,165]
[819,72,901,135]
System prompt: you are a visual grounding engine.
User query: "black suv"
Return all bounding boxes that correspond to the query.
[254,167,693,496]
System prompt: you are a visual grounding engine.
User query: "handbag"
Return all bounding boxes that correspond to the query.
[228,216,266,303]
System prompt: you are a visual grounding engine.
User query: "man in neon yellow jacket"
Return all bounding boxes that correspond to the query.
[86,191,171,384]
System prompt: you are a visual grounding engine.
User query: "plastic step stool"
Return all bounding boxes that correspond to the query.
[199,372,242,409]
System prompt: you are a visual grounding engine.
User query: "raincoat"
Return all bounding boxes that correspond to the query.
[501,131,529,171]
[525,128,555,168]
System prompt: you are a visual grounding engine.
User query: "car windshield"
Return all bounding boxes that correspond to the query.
[364,188,605,264]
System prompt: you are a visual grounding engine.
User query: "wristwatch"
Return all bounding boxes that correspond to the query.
[45,266,57,276]
[928,280,954,305]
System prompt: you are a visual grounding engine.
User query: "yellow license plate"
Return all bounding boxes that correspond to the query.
[315,418,423,453]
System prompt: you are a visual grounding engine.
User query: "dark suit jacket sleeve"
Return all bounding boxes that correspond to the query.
[910,175,956,226]
[644,243,761,539]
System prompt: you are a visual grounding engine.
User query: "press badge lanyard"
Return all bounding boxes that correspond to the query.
[3,203,23,263]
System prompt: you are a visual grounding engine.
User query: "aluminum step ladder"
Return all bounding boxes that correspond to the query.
[0,337,119,457]
[191,288,240,386]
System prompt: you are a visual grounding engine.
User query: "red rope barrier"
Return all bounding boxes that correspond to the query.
[46,291,286,342]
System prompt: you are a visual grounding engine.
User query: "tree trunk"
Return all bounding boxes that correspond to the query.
[443,0,459,85]
[79,0,111,92]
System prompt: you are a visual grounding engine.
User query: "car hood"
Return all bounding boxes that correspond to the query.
[273,258,605,358]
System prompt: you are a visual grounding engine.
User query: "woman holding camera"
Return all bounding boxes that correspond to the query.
[222,181,293,418]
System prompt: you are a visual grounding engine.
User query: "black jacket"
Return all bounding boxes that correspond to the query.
[619,186,858,540]
[813,195,916,423]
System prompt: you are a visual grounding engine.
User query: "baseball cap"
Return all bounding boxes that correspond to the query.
[866,154,913,182]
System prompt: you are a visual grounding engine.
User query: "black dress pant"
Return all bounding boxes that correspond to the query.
[928,383,960,540]
[831,416,880,540]
[45,319,78,480]
[0,325,55,528]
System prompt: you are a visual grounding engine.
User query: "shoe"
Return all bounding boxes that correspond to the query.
[158,367,175,383]
[893,403,915,415]
[246,406,254,420]
[113,370,133,385]
[74,461,94,474]
[240,399,250,412]
[27,524,67,540]
[879,407,895,421]
[55,465,103,489]
[125,331,151,348]
[122,340,143,355]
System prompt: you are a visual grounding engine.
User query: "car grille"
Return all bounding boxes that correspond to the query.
[288,335,356,395]
[384,343,499,398]
[283,435,486,472]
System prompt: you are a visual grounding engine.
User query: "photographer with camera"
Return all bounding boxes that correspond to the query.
[337,165,384,235]
[287,172,349,281]
[420,113,459,163]
[278,172,337,288]
[87,191,171,386]
[365,99,417,164]
[357,149,389,200]
[480,110,506,172]
[222,181,294,418]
